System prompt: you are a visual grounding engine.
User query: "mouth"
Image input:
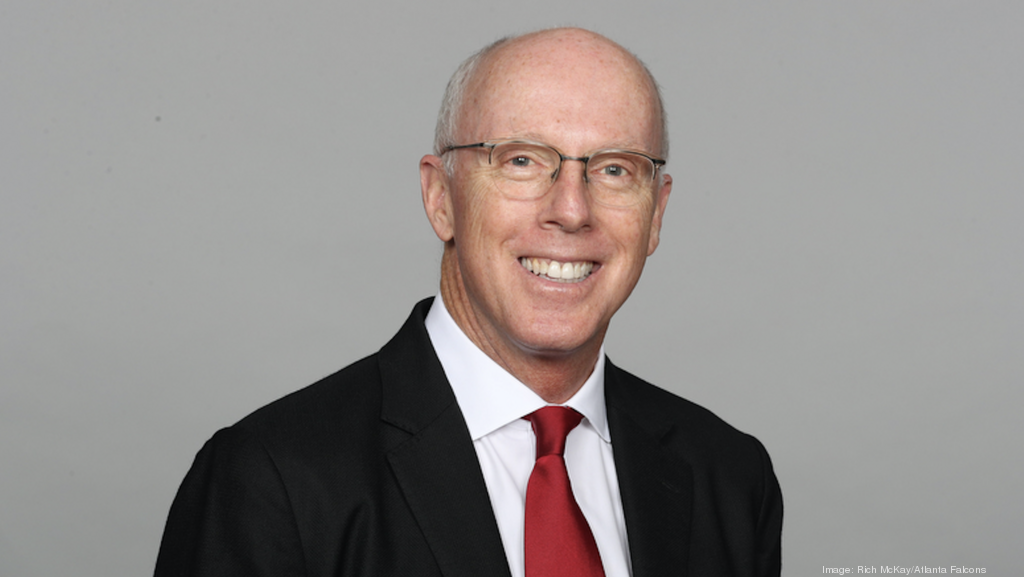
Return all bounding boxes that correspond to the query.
[519,257,595,283]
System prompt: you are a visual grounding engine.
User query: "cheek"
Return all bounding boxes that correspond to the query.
[450,178,493,240]
[606,204,656,258]
[632,194,660,247]
[449,179,523,268]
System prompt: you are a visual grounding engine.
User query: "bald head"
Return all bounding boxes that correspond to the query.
[434,28,668,161]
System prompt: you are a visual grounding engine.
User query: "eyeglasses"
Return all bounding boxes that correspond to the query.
[441,139,666,208]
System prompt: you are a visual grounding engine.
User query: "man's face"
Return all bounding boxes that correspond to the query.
[423,33,671,362]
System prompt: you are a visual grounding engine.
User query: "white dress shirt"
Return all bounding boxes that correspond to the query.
[424,294,632,577]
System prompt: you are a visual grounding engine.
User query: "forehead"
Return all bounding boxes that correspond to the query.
[460,32,661,153]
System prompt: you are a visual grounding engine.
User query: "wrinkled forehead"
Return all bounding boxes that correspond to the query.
[459,33,662,153]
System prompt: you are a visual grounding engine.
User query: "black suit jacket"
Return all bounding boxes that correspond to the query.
[155,298,782,576]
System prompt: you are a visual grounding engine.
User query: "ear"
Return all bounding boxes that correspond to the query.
[421,154,455,242]
[646,173,672,256]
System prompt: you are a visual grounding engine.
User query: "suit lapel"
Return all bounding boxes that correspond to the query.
[378,299,512,577]
[606,360,694,577]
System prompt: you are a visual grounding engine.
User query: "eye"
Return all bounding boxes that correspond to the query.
[601,164,627,177]
[491,143,557,174]
[590,152,646,183]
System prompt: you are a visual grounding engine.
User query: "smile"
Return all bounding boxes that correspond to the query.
[519,257,595,283]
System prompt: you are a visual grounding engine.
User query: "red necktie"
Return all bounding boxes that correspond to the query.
[524,406,606,577]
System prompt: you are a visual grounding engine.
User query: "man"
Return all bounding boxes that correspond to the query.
[155,28,782,577]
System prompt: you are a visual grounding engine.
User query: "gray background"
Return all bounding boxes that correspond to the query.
[2,1,1021,575]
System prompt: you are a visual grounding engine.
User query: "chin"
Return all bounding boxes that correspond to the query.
[511,317,605,357]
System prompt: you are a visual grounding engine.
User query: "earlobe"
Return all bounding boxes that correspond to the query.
[647,173,672,256]
[420,155,455,242]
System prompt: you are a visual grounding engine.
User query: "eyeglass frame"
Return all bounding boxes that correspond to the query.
[440,139,667,185]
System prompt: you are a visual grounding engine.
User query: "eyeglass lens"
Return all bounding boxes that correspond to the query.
[479,142,656,207]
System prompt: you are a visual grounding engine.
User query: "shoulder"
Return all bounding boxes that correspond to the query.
[202,352,388,473]
[158,353,406,577]
[606,360,783,572]
[606,361,775,478]
[237,353,382,432]
[197,298,447,477]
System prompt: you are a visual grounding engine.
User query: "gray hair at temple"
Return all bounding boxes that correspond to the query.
[432,30,670,174]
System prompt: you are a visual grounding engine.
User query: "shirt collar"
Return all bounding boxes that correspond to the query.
[424,293,609,442]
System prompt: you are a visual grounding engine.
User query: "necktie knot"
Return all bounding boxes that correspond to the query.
[526,405,584,459]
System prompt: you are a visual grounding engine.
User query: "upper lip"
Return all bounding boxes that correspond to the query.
[518,254,600,263]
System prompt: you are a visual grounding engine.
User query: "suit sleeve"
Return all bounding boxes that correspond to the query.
[753,436,784,577]
[154,427,307,577]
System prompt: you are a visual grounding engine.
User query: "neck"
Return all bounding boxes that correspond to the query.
[438,247,603,404]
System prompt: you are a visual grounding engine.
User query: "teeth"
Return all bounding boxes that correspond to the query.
[519,257,594,283]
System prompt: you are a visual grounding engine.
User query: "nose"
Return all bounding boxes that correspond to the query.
[542,157,593,233]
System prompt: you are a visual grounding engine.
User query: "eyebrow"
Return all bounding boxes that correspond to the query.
[485,134,654,155]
